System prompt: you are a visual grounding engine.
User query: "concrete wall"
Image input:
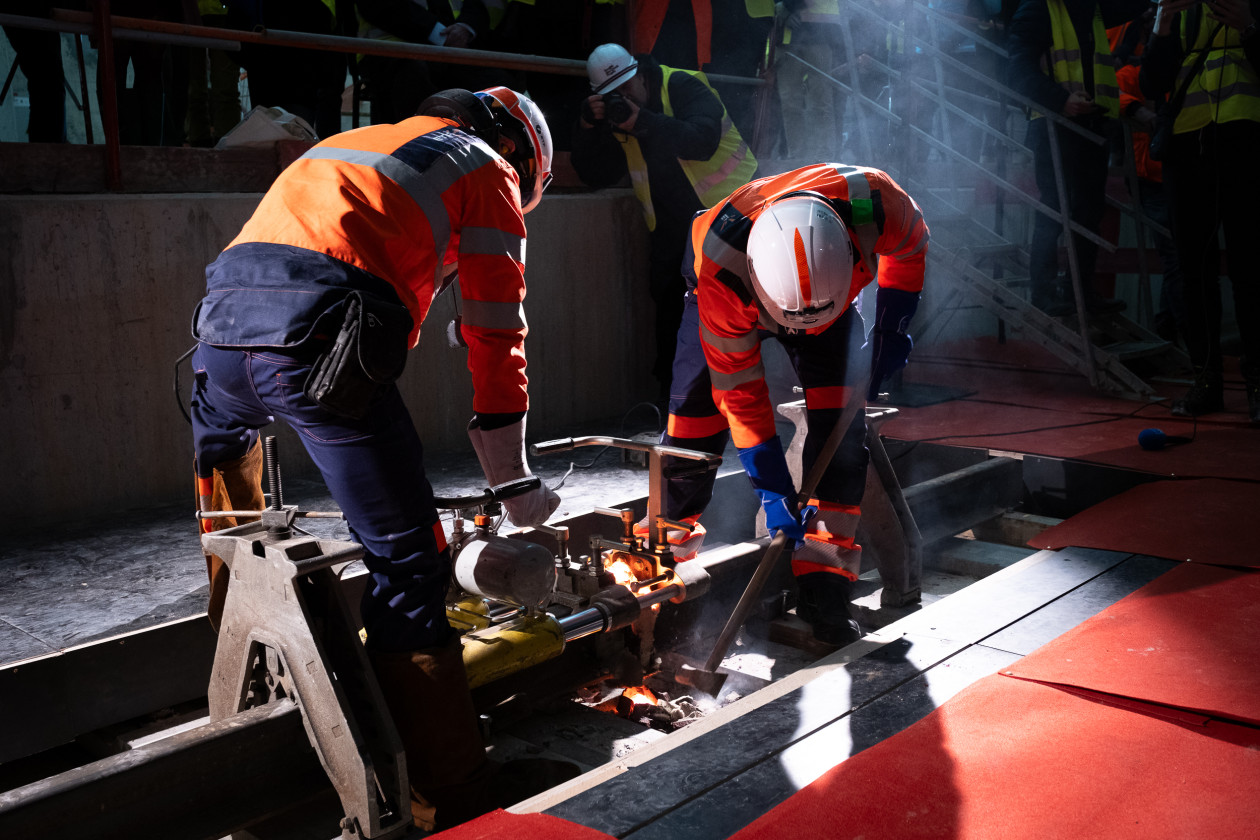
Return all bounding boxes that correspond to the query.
[0,190,652,535]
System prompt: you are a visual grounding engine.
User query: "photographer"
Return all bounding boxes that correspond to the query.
[571,44,758,400]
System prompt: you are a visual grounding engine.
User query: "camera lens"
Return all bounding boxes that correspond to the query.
[605,92,633,125]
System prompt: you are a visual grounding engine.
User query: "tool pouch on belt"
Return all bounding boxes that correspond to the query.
[304,291,412,419]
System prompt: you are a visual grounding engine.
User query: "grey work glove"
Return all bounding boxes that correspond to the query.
[467,417,560,528]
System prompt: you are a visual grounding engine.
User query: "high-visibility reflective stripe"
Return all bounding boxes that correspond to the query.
[622,66,757,230]
[1182,79,1260,107]
[621,142,657,230]
[459,225,525,261]
[1043,0,1119,118]
[710,361,765,391]
[803,530,860,550]
[701,321,758,354]
[667,411,729,438]
[300,146,452,286]
[701,227,752,279]
[460,298,527,331]
[808,498,862,514]
[792,559,859,580]
[833,166,881,268]
[888,205,927,256]
[803,385,854,411]
[1175,11,1260,131]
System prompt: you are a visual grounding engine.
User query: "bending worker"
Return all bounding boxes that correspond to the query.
[571,43,758,399]
[189,87,568,831]
[659,163,928,647]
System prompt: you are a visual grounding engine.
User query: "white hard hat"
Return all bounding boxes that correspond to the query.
[587,43,638,95]
[475,87,554,214]
[746,195,854,329]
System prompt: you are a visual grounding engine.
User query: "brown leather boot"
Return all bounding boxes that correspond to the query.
[369,638,496,832]
[369,638,579,832]
[195,437,265,630]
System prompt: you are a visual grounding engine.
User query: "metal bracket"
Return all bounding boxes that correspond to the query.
[202,523,411,840]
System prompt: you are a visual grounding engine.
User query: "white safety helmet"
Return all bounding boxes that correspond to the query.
[587,43,638,95]
[746,195,854,329]
[475,87,554,214]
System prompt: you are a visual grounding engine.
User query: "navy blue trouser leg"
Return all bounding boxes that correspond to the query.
[191,343,452,652]
[661,290,732,520]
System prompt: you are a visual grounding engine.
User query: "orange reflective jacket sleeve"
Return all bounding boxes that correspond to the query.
[863,169,928,295]
[452,155,531,416]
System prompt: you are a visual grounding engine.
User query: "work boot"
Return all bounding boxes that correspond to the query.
[1170,373,1225,418]
[196,438,265,631]
[369,637,579,832]
[795,572,862,647]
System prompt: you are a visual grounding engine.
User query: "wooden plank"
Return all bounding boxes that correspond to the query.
[622,645,1021,840]
[600,553,1170,839]
[981,554,1176,655]
[539,635,966,838]
[522,549,1136,829]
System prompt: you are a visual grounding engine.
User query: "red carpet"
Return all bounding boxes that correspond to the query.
[1028,478,1260,567]
[432,809,614,839]
[1004,562,1260,726]
[728,675,1260,840]
[883,339,1258,481]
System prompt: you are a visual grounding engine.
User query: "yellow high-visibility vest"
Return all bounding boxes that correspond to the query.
[619,66,759,231]
[782,0,841,45]
[1175,8,1260,132]
[1042,0,1119,118]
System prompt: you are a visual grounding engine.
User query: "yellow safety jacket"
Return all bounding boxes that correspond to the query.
[1175,8,1260,132]
[1043,0,1119,118]
[620,66,759,231]
[781,0,841,46]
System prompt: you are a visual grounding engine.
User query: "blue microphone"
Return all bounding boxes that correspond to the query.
[1138,428,1192,450]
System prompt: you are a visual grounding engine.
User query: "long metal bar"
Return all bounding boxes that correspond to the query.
[40,9,765,88]
[0,12,235,50]
[0,699,334,840]
[90,0,121,190]
[557,582,684,642]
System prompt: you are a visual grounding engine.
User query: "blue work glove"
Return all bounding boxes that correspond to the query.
[737,437,805,543]
[869,287,920,401]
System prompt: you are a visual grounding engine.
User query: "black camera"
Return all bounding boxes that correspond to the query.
[603,91,634,125]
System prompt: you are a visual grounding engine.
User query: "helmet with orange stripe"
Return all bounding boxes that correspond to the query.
[746,194,853,329]
[475,87,554,214]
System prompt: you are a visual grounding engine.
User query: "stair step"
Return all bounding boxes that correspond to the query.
[1099,340,1176,361]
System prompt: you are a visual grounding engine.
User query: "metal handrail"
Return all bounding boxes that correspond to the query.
[1,7,766,189]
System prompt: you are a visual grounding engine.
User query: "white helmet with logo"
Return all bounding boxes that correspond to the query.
[475,86,554,214]
[587,43,638,95]
[746,195,854,329]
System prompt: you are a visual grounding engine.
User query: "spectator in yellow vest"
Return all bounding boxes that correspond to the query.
[571,44,759,399]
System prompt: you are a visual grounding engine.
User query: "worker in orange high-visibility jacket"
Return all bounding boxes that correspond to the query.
[660,163,928,646]
[189,87,574,831]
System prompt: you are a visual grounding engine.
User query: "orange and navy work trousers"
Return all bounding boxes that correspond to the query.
[660,290,870,529]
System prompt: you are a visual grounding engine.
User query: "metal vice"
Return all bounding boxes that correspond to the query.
[203,510,411,840]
